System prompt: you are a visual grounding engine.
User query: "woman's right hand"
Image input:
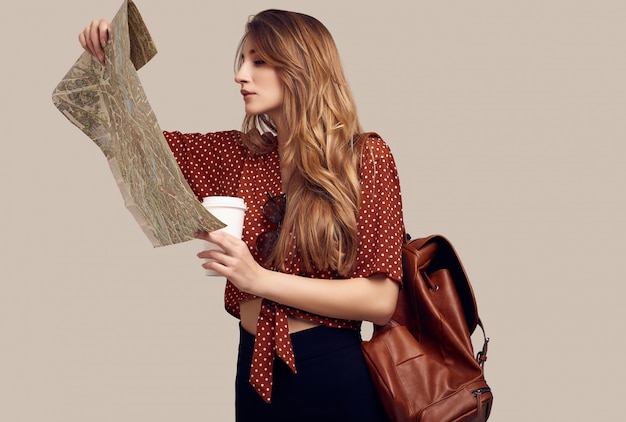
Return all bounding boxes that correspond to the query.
[78,19,111,66]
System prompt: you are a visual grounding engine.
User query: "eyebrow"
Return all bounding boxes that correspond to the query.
[240,48,258,60]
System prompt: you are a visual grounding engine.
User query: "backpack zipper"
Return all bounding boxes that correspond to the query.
[472,387,491,397]
[472,387,491,417]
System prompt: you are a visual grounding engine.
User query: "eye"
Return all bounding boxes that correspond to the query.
[254,59,266,66]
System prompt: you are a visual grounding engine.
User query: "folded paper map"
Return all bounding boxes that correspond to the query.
[52,0,225,247]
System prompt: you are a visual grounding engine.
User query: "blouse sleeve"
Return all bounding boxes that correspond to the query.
[353,134,405,284]
[163,130,246,201]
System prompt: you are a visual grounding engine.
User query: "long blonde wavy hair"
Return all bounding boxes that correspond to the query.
[236,9,364,276]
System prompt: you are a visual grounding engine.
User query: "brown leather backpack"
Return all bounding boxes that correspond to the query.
[362,234,493,421]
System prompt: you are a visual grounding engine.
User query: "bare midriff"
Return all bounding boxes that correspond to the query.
[239,297,321,335]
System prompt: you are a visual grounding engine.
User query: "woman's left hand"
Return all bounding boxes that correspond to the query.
[194,231,399,326]
[194,230,267,293]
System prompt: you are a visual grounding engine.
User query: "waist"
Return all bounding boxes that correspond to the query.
[238,322,362,361]
[240,298,321,335]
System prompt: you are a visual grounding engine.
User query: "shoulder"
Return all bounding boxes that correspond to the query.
[163,130,248,159]
[361,132,394,156]
[359,132,397,168]
[163,129,244,145]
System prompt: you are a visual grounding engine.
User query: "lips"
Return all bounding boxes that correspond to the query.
[241,90,255,98]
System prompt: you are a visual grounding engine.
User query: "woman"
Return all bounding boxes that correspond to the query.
[80,9,404,421]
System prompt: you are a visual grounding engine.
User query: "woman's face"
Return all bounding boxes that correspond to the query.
[235,38,284,121]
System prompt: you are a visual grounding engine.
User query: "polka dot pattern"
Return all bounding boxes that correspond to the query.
[164,130,405,402]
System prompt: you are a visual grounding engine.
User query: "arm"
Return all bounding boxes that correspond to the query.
[258,270,400,326]
[194,230,399,326]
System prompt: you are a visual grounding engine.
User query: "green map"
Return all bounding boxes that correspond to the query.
[52,0,224,247]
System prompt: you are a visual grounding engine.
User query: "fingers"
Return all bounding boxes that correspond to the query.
[195,233,232,277]
[193,230,211,242]
[79,18,110,66]
[194,231,264,291]
[194,230,245,269]
[194,230,239,252]
[97,19,110,49]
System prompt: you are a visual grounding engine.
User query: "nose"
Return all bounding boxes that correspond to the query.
[234,64,249,85]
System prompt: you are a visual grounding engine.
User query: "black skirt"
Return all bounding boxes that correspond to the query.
[235,323,389,422]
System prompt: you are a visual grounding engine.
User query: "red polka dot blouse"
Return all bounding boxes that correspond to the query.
[164,130,405,402]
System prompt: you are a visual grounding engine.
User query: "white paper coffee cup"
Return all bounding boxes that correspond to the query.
[201,196,247,276]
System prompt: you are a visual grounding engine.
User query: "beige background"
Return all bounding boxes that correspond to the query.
[2,0,625,420]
